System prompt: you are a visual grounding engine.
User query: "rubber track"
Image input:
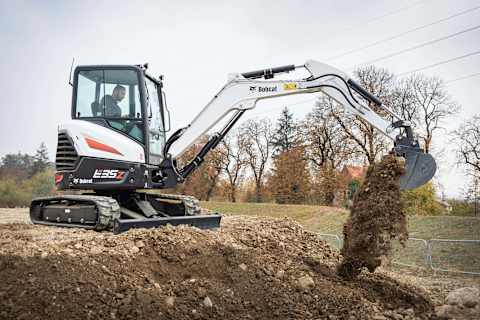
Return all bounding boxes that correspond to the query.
[145,193,202,216]
[31,193,202,231]
[30,195,120,231]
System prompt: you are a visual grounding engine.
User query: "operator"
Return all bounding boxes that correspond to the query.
[101,85,125,117]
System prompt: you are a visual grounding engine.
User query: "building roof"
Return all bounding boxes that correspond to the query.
[341,165,367,180]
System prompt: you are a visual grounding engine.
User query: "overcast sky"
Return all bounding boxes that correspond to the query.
[1,0,479,198]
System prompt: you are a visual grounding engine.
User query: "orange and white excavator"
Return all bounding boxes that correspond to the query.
[30,60,436,233]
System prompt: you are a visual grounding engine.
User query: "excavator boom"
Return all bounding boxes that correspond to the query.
[163,60,436,190]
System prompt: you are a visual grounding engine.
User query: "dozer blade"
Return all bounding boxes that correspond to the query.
[396,146,437,190]
[112,214,222,234]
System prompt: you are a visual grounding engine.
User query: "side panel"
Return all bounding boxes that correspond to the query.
[56,157,148,190]
[60,120,146,163]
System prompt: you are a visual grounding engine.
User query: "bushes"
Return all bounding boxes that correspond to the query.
[447,199,477,216]
[401,182,444,215]
[0,179,31,207]
[0,169,56,207]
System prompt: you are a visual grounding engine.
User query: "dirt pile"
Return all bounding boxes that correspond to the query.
[338,154,408,279]
[0,215,433,319]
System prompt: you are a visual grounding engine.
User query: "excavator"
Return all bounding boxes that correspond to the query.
[30,60,437,234]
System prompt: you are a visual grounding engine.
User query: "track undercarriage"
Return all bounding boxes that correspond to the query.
[30,192,221,234]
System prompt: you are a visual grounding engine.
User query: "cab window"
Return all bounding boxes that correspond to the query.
[75,69,143,142]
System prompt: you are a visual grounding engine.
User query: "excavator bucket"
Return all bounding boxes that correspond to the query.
[395,145,437,190]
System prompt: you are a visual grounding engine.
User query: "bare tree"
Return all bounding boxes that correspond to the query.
[176,135,225,200]
[405,74,460,153]
[453,116,480,215]
[304,97,356,169]
[390,77,419,124]
[320,67,458,165]
[204,145,226,201]
[453,115,480,173]
[240,118,274,202]
[219,130,248,202]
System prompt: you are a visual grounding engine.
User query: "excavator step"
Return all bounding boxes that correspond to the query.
[112,214,222,234]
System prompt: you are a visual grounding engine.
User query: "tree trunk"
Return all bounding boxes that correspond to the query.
[205,174,220,201]
[255,181,262,202]
[229,186,237,203]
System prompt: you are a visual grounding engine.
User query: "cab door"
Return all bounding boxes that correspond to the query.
[144,77,166,164]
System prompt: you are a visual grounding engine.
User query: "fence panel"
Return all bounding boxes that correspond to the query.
[317,232,480,275]
[428,239,480,275]
[317,233,342,250]
[391,238,429,268]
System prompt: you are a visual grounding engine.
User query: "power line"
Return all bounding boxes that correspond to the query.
[338,0,427,34]
[326,5,480,61]
[397,49,480,76]
[445,72,480,83]
[354,24,480,67]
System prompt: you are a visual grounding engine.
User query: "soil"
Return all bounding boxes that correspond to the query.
[0,215,437,320]
[338,154,408,279]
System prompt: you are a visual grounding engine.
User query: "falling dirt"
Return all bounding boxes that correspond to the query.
[338,154,408,280]
[0,215,435,320]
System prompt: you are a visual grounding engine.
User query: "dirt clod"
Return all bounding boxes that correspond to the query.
[338,154,408,279]
[446,287,479,308]
[297,275,315,291]
[203,296,213,308]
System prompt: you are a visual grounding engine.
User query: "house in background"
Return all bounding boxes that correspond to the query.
[340,165,368,206]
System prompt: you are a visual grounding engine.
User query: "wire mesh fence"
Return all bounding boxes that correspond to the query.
[392,237,429,268]
[317,233,480,275]
[317,233,343,249]
[428,239,480,275]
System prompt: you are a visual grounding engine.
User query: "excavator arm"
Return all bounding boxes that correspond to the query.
[159,60,436,190]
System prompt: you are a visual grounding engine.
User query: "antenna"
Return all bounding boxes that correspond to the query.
[68,58,75,86]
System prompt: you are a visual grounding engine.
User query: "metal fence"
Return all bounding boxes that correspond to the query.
[317,233,480,275]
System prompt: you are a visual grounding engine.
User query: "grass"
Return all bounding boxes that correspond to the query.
[202,201,480,272]
[202,201,348,233]
[202,201,480,239]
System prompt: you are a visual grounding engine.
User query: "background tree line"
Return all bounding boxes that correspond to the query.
[0,142,55,207]
[1,66,478,215]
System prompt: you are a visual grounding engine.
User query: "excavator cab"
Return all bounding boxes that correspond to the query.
[72,65,167,165]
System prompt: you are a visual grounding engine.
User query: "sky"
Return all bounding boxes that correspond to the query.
[0,0,479,198]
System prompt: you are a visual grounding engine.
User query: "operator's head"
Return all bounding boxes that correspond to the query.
[112,85,126,102]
